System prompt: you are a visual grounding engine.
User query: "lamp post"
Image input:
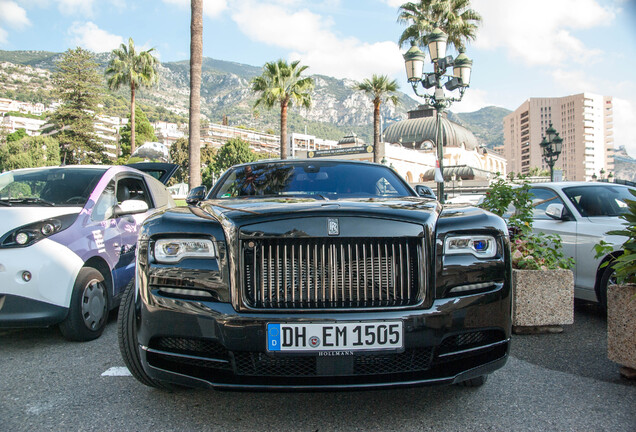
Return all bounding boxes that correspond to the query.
[539,122,563,182]
[403,29,472,204]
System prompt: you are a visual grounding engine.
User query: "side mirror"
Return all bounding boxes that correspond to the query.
[415,185,436,199]
[113,200,149,217]
[186,185,207,205]
[545,203,566,220]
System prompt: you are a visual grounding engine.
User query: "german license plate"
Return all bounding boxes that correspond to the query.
[267,321,403,352]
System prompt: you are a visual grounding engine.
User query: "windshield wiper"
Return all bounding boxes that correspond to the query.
[10,197,56,206]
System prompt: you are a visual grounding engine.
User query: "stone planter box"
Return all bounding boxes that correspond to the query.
[607,284,636,375]
[512,269,574,331]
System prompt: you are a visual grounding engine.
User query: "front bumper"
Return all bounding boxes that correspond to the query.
[0,238,84,311]
[137,286,512,390]
[0,294,68,327]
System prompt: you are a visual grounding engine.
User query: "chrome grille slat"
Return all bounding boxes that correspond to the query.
[245,237,421,309]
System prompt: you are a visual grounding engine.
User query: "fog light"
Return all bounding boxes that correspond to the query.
[41,223,56,236]
[15,232,30,245]
[22,271,32,282]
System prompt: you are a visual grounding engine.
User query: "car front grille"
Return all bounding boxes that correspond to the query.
[242,237,422,309]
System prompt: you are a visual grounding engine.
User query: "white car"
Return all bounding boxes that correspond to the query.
[0,163,177,341]
[527,182,633,307]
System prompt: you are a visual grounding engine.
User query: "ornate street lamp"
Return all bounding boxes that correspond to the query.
[403,28,472,203]
[539,122,562,182]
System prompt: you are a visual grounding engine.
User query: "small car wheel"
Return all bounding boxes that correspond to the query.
[59,267,109,341]
[117,280,172,389]
[459,375,488,387]
[597,264,616,311]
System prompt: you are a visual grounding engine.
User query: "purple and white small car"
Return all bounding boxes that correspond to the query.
[0,163,177,341]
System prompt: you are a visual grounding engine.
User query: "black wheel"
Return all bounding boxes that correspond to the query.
[459,375,488,387]
[597,264,616,310]
[59,267,109,341]
[117,280,171,389]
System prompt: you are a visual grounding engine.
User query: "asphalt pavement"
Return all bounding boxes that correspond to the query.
[0,302,634,432]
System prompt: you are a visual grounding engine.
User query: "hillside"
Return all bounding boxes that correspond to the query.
[0,50,507,145]
[450,106,511,149]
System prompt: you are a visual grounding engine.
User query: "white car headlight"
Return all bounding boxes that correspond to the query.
[154,238,217,263]
[444,235,497,258]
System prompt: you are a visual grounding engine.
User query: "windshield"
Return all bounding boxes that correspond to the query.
[0,167,107,207]
[210,162,414,200]
[563,185,634,217]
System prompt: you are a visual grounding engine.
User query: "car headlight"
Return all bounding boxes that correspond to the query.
[154,238,217,263]
[444,235,497,258]
[0,214,78,248]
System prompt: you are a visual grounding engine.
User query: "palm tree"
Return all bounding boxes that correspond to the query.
[105,38,159,155]
[251,60,314,159]
[189,0,203,188]
[354,74,400,164]
[398,0,482,51]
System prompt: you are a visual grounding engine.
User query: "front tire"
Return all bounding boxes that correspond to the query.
[59,267,109,341]
[597,264,616,310]
[117,280,171,389]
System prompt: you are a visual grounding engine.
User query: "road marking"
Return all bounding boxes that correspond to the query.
[101,367,132,377]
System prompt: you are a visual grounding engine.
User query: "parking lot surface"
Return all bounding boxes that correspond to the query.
[1,303,634,431]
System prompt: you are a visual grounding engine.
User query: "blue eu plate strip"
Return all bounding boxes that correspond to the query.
[267,323,281,351]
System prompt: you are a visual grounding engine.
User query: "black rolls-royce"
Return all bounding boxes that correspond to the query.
[118,159,512,390]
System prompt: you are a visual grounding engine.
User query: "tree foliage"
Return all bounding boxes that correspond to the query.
[0,135,61,171]
[251,59,314,159]
[353,74,400,163]
[398,0,482,51]
[118,106,157,160]
[168,137,215,186]
[49,47,105,165]
[212,138,261,174]
[105,38,159,155]
[6,128,28,143]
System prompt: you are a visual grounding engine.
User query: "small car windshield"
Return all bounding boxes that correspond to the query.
[211,162,414,200]
[0,167,107,207]
[563,185,634,217]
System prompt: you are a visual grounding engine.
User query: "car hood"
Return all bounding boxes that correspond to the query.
[199,197,441,226]
[0,207,83,237]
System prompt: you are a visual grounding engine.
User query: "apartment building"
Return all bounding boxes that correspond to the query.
[1,115,47,136]
[503,93,613,181]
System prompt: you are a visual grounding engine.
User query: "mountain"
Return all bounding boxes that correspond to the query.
[612,147,636,183]
[0,49,506,145]
[450,106,511,149]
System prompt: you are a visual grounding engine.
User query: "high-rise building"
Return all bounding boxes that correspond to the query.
[503,93,613,181]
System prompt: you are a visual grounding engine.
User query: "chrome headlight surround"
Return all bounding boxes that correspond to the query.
[444,235,497,258]
[154,238,217,264]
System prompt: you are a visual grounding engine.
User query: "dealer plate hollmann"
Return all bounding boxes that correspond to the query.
[267,321,403,353]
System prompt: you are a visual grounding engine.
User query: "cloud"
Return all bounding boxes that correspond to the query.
[162,0,228,18]
[472,0,614,66]
[0,1,30,27]
[55,0,96,16]
[613,98,636,157]
[382,0,405,8]
[68,21,124,53]
[450,89,494,113]
[0,0,30,44]
[550,69,597,95]
[231,1,403,80]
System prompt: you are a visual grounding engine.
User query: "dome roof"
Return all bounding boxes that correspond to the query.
[383,115,479,151]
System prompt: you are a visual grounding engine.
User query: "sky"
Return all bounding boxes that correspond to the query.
[1,0,635,155]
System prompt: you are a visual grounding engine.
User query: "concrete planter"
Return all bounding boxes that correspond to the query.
[512,269,574,333]
[607,284,636,377]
